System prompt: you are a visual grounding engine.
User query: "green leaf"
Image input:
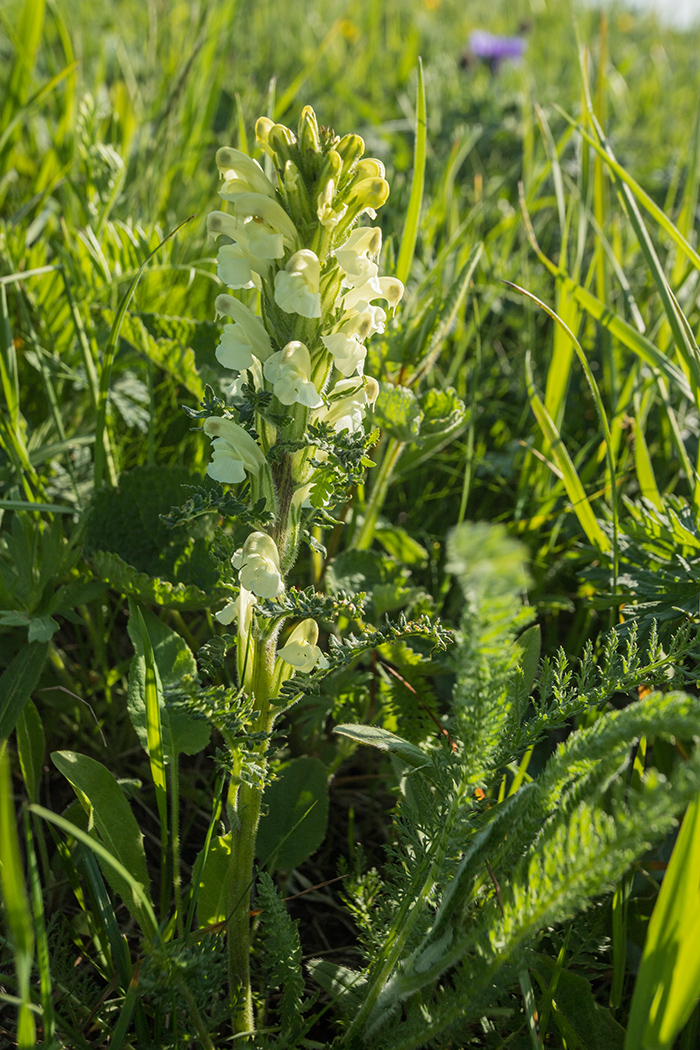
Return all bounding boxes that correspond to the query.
[531,956,625,1050]
[626,794,700,1050]
[334,723,429,772]
[113,312,203,399]
[51,751,154,936]
[27,613,59,643]
[90,548,220,609]
[0,641,48,743]
[195,833,232,928]
[375,524,428,567]
[256,757,329,871]
[126,604,210,762]
[16,700,45,804]
[128,607,167,838]
[372,384,423,444]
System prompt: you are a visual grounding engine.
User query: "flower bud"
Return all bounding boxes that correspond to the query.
[255,116,276,158]
[268,123,298,167]
[335,133,365,175]
[278,618,322,672]
[283,159,313,224]
[298,105,321,154]
[364,376,380,405]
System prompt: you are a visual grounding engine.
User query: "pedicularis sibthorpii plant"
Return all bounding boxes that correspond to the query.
[198,105,406,1032]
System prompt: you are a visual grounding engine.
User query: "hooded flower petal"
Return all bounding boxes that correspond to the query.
[216,147,277,199]
[335,227,382,286]
[214,294,274,368]
[278,618,322,672]
[231,193,299,248]
[216,243,257,290]
[341,274,404,312]
[320,331,366,377]
[263,341,322,408]
[238,532,284,599]
[274,249,322,318]
[203,416,266,484]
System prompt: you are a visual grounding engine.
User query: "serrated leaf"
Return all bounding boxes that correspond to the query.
[372,384,423,444]
[90,548,223,609]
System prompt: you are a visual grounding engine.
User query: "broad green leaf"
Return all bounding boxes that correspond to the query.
[16,700,45,804]
[51,751,154,936]
[626,794,700,1050]
[128,607,167,838]
[0,641,48,743]
[126,604,210,762]
[334,724,428,772]
[256,757,329,871]
[374,525,428,566]
[372,384,423,444]
[195,833,232,928]
[31,801,158,943]
[532,955,625,1050]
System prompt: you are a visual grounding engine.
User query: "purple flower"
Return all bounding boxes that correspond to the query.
[467,30,527,71]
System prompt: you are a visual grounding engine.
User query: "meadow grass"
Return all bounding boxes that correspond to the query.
[3,0,700,1045]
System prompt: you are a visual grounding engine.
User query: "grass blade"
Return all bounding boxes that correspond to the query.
[524,350,610,553]
[625,795,700,1049]
[0,750,36,1048]
[395,57,426,287]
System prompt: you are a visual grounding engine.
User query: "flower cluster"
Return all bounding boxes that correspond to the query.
[203,107,402,687]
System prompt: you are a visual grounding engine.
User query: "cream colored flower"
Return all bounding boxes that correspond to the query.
[231,193,298,249]
[342,275,404,312]
[215,586,256,633]
[320,378,376,434]
[216,147,277,199]
[320,330,366,377]
[237,532,284,599]
[203,417,266,484]
[214,294,273,369]
[335,227,382,286]
[278,618,322,672]
[263,341,322,408]
[274,249,322,318]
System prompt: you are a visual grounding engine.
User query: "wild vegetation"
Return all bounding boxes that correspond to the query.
[2,0,700,1046]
